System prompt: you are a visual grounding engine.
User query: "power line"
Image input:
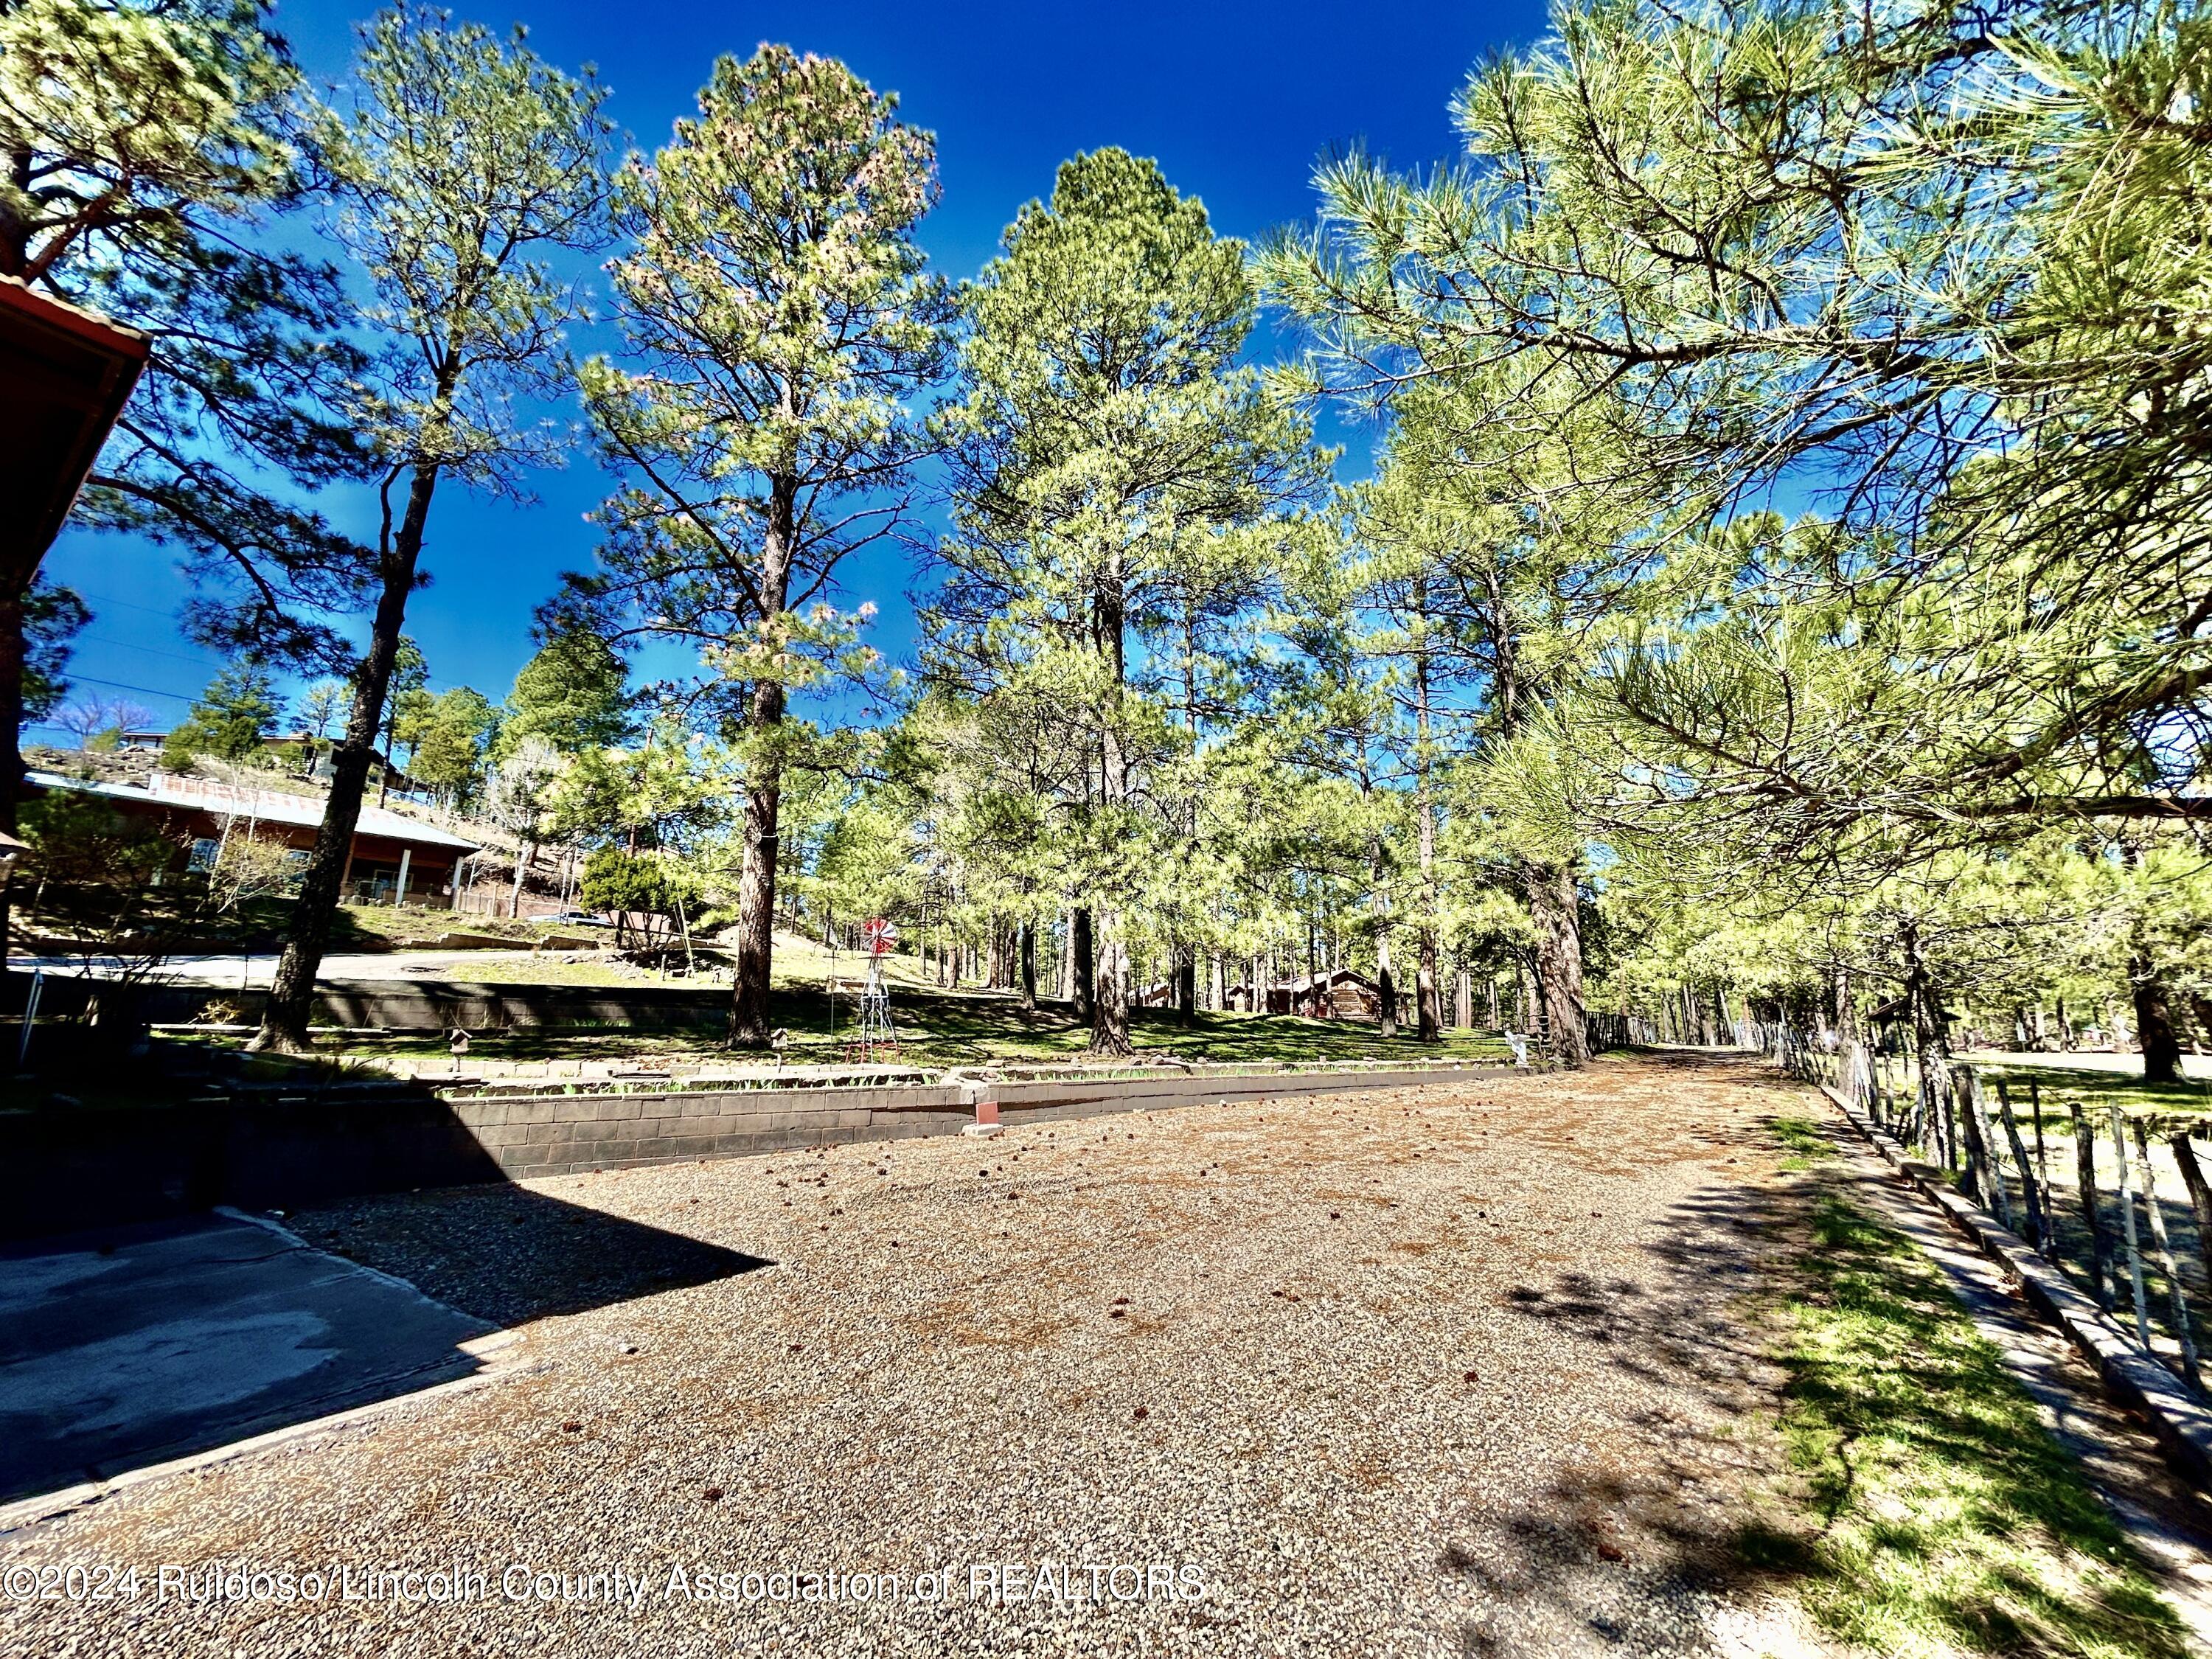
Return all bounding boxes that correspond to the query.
[80,633,225,669]
[57,674,195,704]
[67,589,184,620]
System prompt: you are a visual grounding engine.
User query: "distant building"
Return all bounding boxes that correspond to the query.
[1223,967,1388,1020]
[26,770,479,908]
[113,730,414,790]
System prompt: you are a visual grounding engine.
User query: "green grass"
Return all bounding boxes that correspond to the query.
[1771,1113,1831,1172]
[421,952,675,986]
[1969,1059,2212,1125]
[321,981,1509,1070]
[1752,1119,2189,1658]
[335,905,602,950]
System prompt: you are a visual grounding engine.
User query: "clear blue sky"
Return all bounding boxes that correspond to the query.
[43,0,1551,738]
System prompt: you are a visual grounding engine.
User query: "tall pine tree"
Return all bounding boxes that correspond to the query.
[566,46,947,1048]
[931,149,1322,1053]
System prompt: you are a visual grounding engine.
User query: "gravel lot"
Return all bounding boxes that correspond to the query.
[2,1054,1826,1658]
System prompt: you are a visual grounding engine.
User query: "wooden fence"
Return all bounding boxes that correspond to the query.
[1746,1020,2210,1397]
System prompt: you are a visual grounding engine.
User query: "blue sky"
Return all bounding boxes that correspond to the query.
[43,0,1553,739]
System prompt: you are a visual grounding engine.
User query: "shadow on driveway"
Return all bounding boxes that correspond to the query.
[0,1193,768,1507]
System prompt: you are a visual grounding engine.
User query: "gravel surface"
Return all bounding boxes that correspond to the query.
[1,1054,1830,1658]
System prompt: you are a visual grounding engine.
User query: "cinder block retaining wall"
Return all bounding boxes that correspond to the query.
[0,1065,1506,1240]
[479,1064,1502,1178]
[156,978,727,1031]
[467,1083,973,1181]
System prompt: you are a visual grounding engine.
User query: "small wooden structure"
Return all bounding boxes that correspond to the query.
[1222,968,1388,1020]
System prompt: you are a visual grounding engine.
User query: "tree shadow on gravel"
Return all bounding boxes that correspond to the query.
[286,1185,771,1328]
[1441,1091,2194,1659]
[1441,1169,1809,1656]
[1498,1180,1798,1413]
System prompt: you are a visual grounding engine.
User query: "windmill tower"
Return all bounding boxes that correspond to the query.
[855,917,900,1059]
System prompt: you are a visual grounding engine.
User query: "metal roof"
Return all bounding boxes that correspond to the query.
[26,771,482,853]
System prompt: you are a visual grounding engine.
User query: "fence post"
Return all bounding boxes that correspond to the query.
[2109,1104,2153,1349]
[2028,1076,2050,1205]
[15,967,41,1070]
[1960,1070,2012,1233]
[2132,1119,2200,1385]
[1993,1079,2045,1249]
[2071,1100,2115,1311]
[2171,1131,2212,1295]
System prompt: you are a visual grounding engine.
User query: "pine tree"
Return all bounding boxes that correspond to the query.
[501,628,630,758]
[165,659,282,762]
[253,7,608,1051]
[566,45,947,1048]
[931,148,1324,1053]
[406,686,499,808]
[1,0,372,824]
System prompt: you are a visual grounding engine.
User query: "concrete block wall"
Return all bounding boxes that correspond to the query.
[2,1064,1511,1239]
[448,1084,971,1179]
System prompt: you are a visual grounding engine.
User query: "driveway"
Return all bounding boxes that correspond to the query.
[10,950,528,988]
[0,1058,1821,1655]
[0,1211,501,1506]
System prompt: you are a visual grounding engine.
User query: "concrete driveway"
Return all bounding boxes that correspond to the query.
[0,1210,502,1506]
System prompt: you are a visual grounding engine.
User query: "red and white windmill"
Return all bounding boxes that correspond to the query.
[855,918,900,1057]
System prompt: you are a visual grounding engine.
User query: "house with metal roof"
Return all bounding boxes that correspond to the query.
[26,770,481,908]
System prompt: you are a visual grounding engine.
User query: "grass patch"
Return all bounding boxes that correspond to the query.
[1969,1059,2212,1124]
[320,985,1509,1069]
[1757,1178,2188,1657]
[334,905,560,948]
[419,953,671,987]
[1771,1114,1832,1171]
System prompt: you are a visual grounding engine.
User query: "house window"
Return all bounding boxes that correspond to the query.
[189,838,220,872]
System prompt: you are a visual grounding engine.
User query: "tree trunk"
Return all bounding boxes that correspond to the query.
[1089,568,1131,1055]
[727,476,797,1049]
[1072,905,1093,1020]
[508,839,534,919]
[0,581,23,975]
[1901,920,1956,1163]
[1175,947,1196,1025]
[1413,624,1441,1042]
[1019,920,1035,1012]
[1090,905,1131,1056]
[0,581,26,836]
[254,453,442,1051]
[1526,858,1587,1066]
[726,686,785,1048]
[2132,955,2184,1085]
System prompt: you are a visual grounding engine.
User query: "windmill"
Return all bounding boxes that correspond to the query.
[852,917,900,1060]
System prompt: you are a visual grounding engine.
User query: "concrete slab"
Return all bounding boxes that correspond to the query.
[0,1210,496,1504]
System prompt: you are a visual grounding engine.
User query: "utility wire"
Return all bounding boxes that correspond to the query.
[53,674,195,704]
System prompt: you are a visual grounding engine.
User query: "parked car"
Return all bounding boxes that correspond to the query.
[548,911,613,928]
